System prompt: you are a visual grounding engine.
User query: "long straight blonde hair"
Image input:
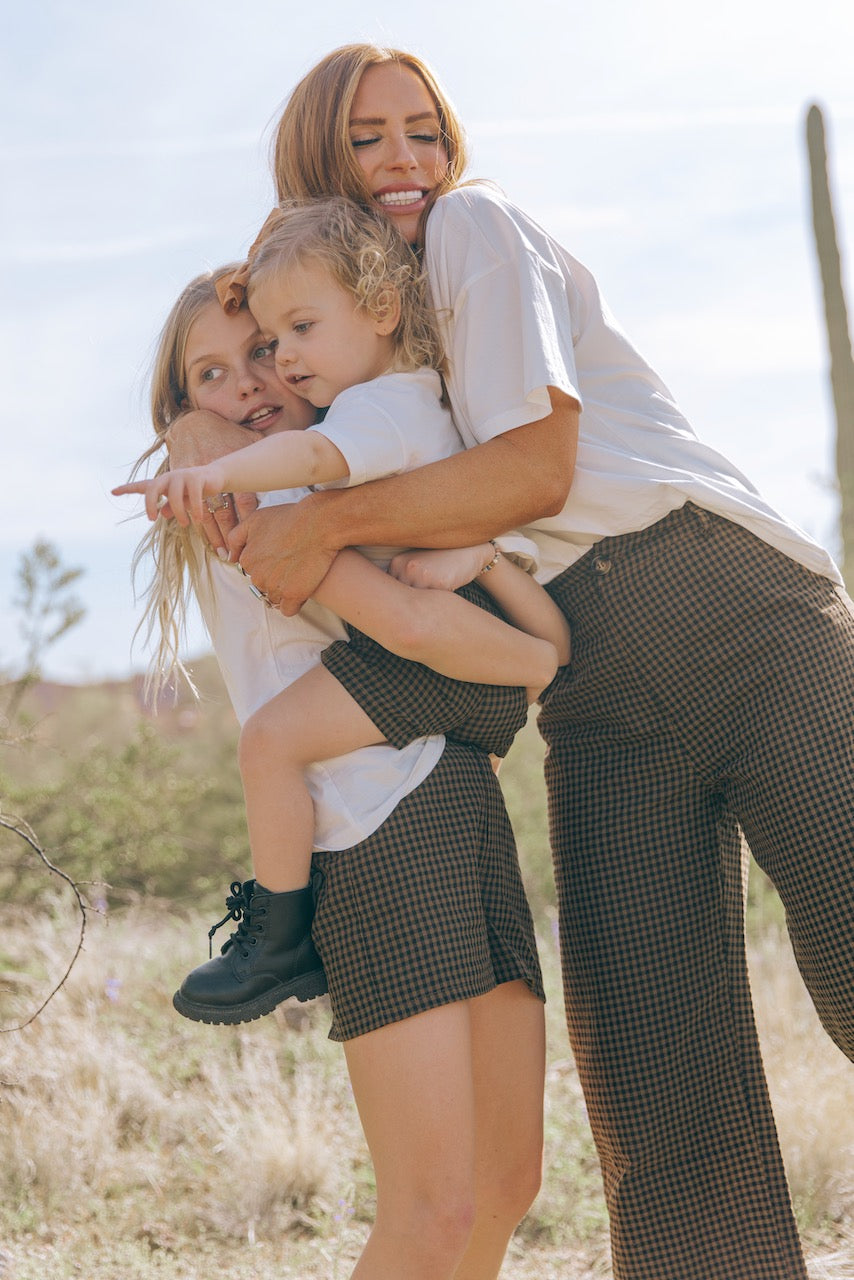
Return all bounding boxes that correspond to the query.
[128,265,242,702]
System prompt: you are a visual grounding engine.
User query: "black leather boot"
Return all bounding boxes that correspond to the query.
[173,879,327,1025]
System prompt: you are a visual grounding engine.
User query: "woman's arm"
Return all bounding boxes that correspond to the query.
[313,549,559,700]
[475,551,571,666]
[229,390,579,615]
[114,430,349,526]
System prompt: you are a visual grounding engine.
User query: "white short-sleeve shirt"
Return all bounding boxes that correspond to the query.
[425,183,842,587]
[195,537,444,853]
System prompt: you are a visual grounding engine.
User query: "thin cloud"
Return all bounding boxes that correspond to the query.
[0,131,259,163]
[9,226,218,266]
[470,104,854,138]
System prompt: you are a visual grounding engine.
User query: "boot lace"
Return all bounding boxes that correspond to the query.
[207,880,265,959]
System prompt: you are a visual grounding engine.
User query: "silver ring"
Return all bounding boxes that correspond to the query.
[248,582,273,608]
[204,492,231,514]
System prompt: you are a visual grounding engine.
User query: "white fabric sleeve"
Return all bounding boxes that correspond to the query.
[311,374,461,489]
[492,530,540,574]
[426,186,582,446]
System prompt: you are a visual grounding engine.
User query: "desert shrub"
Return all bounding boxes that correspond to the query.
[0,722,247,905]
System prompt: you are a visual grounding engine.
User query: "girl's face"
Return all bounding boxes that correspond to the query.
[348,62,449,244]
[249,262,397,409]
[183,301,315,435]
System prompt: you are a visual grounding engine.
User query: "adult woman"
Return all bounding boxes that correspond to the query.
[198,42,854,1280]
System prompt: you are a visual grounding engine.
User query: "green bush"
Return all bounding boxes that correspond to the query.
[0,722,248,906]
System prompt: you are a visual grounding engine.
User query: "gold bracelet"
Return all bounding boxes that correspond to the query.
[479,540,501,574]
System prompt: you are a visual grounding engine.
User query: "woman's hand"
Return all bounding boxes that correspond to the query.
[388,545,492,591]
[227,496,339,615]
[166,410,260,556]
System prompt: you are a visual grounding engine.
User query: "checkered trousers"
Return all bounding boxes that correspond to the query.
[321,579,529,757]
[540,503,854,1280]
[309,740,544,1043]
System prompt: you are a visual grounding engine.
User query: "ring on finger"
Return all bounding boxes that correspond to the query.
[205,492,231,514]
[248,582,273,607]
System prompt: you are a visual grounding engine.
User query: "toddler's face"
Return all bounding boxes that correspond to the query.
[249,262,397,409]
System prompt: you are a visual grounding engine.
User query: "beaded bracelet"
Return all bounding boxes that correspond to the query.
[479,540,501,574]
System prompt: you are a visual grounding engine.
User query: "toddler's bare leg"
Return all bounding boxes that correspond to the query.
[238,665,387,891]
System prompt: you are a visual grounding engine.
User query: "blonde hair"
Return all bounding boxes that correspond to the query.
[128,265,241,702]
[249,196,445,375]
[273,44,468,244]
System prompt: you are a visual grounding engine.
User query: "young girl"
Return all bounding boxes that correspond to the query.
[195,43,854,1280]
[123,227,563,1277]
[116,197,569,1033]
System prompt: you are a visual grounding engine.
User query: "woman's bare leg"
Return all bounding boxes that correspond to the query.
[238,664,385,891]
[454,981,545,1279]
[343,1003,478,1279]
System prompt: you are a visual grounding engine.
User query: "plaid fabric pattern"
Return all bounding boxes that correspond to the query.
[540,502,854,1279]
[310,740,544,1043]
[321,579,529,757]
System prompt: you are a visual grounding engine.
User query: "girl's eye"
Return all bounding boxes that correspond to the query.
[293,322,312,335]
[350,133,379,149]
[253,342,276,360]
[199,366,224,383]
[410,132,439,144]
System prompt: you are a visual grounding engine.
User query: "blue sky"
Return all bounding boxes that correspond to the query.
[3,0,854,681]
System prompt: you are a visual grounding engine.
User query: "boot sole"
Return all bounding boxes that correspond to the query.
[172,970,328,1026]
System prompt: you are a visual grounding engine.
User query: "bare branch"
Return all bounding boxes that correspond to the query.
[0,811,90,1032]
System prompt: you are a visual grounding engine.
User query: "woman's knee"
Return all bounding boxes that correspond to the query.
[376,1182,477,1262]
[478,1143,542,1228]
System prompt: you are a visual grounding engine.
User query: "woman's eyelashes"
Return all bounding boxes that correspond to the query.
[349,130,440,149]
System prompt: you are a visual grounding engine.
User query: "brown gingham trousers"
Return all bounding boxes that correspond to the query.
[325,500,854,1279]
[539,503,854,1279]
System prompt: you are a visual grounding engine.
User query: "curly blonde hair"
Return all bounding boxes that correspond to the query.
[272,44,468,247]
[248,196,446,376]
[128,265,242,702]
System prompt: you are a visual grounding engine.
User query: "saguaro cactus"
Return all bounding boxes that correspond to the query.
[806,103,854,583]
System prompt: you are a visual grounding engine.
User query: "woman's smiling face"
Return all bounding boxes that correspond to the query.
[183,301,315,435]
[348,61,449,244]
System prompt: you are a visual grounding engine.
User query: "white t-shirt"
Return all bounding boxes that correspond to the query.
[195,542,444,852]
[425,183,843,587]
[315,369,540,570]
[194,367,531,851]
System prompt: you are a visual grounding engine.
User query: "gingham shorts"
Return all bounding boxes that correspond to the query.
[309,740,544,1042]
[321,579,529,757]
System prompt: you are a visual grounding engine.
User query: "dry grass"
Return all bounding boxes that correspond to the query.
[1,705,852,1276]
[1,895,852,1279]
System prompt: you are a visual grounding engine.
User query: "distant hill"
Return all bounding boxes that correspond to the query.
[1,653,239,783]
